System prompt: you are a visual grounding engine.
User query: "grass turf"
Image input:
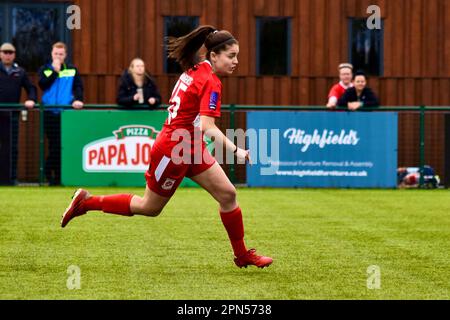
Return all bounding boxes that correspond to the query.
[0,187,449,300]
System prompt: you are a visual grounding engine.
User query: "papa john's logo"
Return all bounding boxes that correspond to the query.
[83,125,160,172]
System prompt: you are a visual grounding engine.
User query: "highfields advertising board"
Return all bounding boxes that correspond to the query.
[246,111,398,188]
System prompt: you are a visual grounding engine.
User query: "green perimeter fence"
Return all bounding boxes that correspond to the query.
[0,103,449,188]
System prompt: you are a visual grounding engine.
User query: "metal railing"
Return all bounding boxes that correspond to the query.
[1,103,449,187]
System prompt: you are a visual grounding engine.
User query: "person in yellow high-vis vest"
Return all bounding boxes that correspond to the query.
[38,42,84,185]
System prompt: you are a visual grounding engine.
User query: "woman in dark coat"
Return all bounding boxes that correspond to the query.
[117,58,162,108]
[337,71,379,111]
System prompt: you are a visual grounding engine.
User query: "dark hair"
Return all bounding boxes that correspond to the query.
[166,25,238,71]
[353,70,367,80]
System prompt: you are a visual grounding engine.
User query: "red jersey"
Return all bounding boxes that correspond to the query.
[155,60,222,152]
[327,81,353,104]
[145,61,220,196]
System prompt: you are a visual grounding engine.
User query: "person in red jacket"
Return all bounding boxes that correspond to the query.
[326,63,354,109]
[60,25,273,269]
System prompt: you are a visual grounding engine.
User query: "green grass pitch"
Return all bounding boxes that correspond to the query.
[0,187,449,300]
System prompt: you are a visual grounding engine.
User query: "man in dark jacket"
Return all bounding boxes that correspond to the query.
[0,42,37,184]
[38,42,84,185]
[0,43,37,105]
[337,71,379,111]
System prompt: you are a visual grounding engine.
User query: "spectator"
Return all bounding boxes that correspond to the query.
[0,43,37,107]
[326,63,354,109]
[117,58,161,108]
[337,71,379,111]
[38,42,84,185]
[0,42,37,184]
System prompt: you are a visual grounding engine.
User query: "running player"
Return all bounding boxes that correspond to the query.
[61,25,273,269]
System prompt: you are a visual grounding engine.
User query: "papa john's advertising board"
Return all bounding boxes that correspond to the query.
[61,110,198,187]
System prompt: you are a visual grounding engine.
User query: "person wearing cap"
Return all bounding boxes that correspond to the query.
[0,43,37,107]
[326,63,354,109]
[37,42,84,185]
[0,42,37,185]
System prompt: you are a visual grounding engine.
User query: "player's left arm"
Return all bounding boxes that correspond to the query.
[200,115,251,164]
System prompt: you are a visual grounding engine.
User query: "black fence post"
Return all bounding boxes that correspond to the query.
[419,105,426,188]
[39,104,45,185]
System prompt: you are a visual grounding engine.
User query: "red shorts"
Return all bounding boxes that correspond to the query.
[145,143,216,197]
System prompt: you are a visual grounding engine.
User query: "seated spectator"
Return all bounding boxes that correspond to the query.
[326,63,354,109]
[337,71,379,111]
[117,58,161,108]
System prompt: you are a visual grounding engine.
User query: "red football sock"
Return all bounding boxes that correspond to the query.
[83,194,134,216]
[83,196,102,211]
[220,207,248,257]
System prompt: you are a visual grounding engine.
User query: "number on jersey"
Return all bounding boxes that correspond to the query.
[168,79,188,124]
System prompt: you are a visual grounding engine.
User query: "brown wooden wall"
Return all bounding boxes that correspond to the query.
[58,0,450,107]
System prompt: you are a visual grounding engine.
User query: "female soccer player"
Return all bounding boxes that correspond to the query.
[61,25,273,269]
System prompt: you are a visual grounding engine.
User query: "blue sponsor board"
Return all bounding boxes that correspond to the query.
[246,111,398,188]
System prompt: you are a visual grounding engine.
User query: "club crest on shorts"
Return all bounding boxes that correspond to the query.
[209,92,219,110]
[162,178,176,190]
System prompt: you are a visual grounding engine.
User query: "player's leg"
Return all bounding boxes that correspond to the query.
[81,185,171,217]
[61,145,183,227]
[60,186,171,227]
[189,162,273,268]
[191,162,238,212]
[130,186,171,217]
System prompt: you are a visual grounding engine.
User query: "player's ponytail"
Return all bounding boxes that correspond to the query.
[166,25,216,71]
[166,25,238,71]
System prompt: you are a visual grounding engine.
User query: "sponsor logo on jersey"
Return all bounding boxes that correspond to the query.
[209,92,219,110]
[180,73,193,86]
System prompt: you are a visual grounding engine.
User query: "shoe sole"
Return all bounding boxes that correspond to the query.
[236,260,273,269]
[61,188,84,228]
[237,265,272,269]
